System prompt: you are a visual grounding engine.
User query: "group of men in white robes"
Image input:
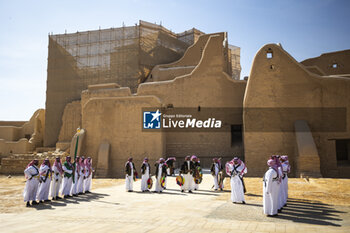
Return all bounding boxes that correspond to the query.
[125,157,167,193]
[263,155,290,217]
[23,156,93,207]
[125,156,205,193]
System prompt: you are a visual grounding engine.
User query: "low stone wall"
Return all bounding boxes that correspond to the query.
[0,152,68,175]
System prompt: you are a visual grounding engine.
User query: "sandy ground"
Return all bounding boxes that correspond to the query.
[0,174,350,233]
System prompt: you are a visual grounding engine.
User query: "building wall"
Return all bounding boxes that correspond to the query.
[0,109,45,156]
[44,21,191,147]
[0,121,26,127]
[82,88,165,177]
[301,49,350,76]
[244,44,350,177]
[139,34,246,168]
[56,101,82,150]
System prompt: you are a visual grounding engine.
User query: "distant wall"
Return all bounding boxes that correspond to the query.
[0,109,45,156]
[301,49,350,76]
[0,139,30,156]
[0,121,26,127]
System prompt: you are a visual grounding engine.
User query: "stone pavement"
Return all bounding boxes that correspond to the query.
[0,174,349,233]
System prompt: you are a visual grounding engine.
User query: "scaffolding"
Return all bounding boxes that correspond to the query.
[44,20,198,146]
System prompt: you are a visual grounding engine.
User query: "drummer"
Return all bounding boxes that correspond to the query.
[191,155,201,191]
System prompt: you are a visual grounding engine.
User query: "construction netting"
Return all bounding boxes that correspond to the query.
[44,21,194,146]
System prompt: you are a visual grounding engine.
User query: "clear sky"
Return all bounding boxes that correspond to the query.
[0,0,349,120]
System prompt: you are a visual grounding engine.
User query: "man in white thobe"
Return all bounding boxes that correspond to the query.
[61,156,73,198]
[211,158,220,191]
[280,155,290,207]
[23,159,40,207]
[180,156,194,193]
[263,158,280,217]
[226,157,247,204]
[141,157,151,192]
[191,155,201,191]
[51,157,63,200]
[77,156,86,194]
[37,158,52,202]
[125,157,136,192]
[71,156,80,196]
[155,158,167,193]
[84,157,93,193]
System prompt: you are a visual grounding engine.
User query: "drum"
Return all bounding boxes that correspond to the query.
[147,177,153,189]
[160,176,166,188]
[176,175,184,186]
[194,167,203,184]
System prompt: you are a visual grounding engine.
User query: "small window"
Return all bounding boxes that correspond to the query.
[332,63,338,68]
[267,51,273,59]
[270,65,275,70]
[198,106,201,112]
[167,104,173,109]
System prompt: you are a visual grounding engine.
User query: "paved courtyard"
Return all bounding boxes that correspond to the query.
[0,174,349,233]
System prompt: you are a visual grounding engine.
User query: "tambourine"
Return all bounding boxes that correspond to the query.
[147,177,153,189]
[176,175,184,186]
[160,176,166,188]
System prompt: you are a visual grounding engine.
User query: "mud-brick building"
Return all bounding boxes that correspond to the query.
[1,21,349,178]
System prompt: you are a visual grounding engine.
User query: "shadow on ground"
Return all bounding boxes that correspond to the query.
[277,198,345,227]
[208,197,349,227]
[29,192,112,210]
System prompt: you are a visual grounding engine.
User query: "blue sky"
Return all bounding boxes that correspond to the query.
[0,0,349,120]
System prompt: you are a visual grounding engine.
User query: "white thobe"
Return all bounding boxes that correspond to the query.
[37,165,51,201]
[141,165,150,191]
[281,163,289,206]
[50,165,62,198]
[23,166,40,202]
[277,166,284,210]
[85,172,92,192]
[155,164,164,192]
[77,165,85,193]
[263,168,280,215]
[125,163,134,191]
[182,161,193,191]
[84,166,91,192]
[193,178,199,190]
[230,163,247,203]
[61,164,73,196]
[213,163,219,190]
[71,167,79,195]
